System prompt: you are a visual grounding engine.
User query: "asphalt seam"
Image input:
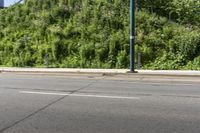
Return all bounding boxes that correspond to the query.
[0,95,67,133]
[0,78,101,133]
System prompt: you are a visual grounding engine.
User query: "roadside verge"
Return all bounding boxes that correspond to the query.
[1,67,200,76]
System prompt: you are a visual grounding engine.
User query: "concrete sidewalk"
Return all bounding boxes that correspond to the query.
[1,67,200,76]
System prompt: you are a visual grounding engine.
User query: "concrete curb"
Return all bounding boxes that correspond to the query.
[0,68,128,74]
[1,68,200,76]
[137,70,200,76]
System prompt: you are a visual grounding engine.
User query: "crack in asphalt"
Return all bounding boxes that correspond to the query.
[0,78,103,133]
[0,95,67,133]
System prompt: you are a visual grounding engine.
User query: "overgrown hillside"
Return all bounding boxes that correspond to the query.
[0,0,200,69]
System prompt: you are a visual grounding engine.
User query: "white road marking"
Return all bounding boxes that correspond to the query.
[20,91,139,100]
[20,91,70,96]
[70,94,139,99]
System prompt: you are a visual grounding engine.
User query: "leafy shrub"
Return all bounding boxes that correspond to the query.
[0,0,200,70]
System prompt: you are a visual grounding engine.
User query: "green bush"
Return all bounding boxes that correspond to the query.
[0,0,200,70]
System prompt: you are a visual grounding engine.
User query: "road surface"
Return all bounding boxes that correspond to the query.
[0,73,200,133]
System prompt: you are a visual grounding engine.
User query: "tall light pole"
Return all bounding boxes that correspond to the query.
[0,0,4,8]
[130,0,135,72]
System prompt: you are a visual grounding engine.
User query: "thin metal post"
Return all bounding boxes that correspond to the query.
[130,0,135,72]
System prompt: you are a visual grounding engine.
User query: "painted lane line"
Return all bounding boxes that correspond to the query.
[20,91,139,100]
[20,91,70,96]
[70,94,139,99]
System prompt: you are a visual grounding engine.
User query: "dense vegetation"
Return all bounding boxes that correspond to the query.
[0,0,200,69]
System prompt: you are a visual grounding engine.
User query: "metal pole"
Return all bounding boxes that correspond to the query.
[0,0,4,8]
[130,0,135,72]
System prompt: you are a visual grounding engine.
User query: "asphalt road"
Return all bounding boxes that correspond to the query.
[0,73,200,133]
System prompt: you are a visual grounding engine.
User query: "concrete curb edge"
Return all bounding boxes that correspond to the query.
[1,68,200,76]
